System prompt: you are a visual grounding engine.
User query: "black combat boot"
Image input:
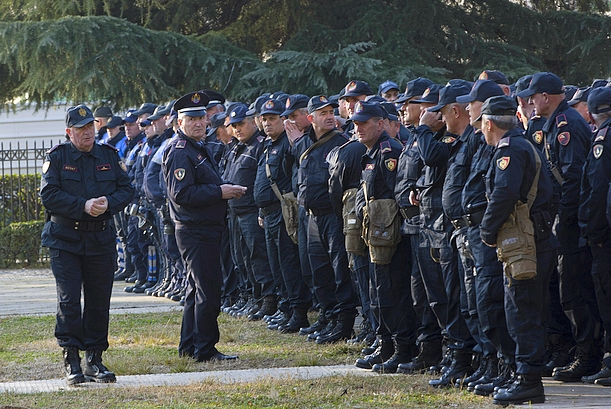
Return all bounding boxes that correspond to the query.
[428,349,474,388]
[372,342,414,374]
[84,350,116,383]
[63,347,85,385]
[249,295,278,321]
[552,344,602,382]
[280,306,310,333]
[582,363,611,383]
[307,318,336,341]
[316,312,355,344]
[543,333,574,376]
[466,355,499,391]
[474,361,515,396]
[355,338,394,369]
[492,373,545,405]
[398,339,443,374]
[299,314,328,336]
[361,337,380,356]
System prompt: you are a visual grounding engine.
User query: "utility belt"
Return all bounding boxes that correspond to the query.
[451,217,468,230]
[399,206,419,220]
[260,201,282,217]
[306,207,333,217]
[50,214,109,232]
[465,201,487,227]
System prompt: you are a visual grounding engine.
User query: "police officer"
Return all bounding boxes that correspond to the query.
[579,87,611,385]
[479,95,558,405]
[40,104,134,384]
[518,72,602,382]
[163,91,245,362]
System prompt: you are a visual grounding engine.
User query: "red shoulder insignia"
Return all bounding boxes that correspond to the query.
[533,131,543,145]
[380,140,392,153]
[557,132,570,146]
[176,140,187,149]
[498,137,511,148]
[365,163,375,170]
[595,127,608,142]
[556,114,568,128]
[497,156,510,170]
[257,135,265,143]
[385,158,397,171]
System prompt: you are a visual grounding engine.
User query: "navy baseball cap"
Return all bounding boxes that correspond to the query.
[396,77,435,103]
[93,106,113,118]
[132,102,158,116]
[410,84,442,104]
[456,80,504,103]
[378,80,400,95]
[259,99,285,116]
[365,95,387,104]
[207,112,227,137]
[246,93,272,116]
[350,101,386,122]
[228,103,250,124]
[587,87,611,114]
[281,94,309,116]
[427,83,471,112]
[105,115,123,129]
[380,102,399,121]
[66,105,95,128]
[343,80,374,97]
[140,119,152,127]
[514,75,533,96]
[174,91,210,117]
[122,110,139,123]
[201,90,225,109]
[568,87,590,106]
[478,70,510,85]
[517,72,564,98]
[307,95,338,114]
[592,79,608,89]
[148,104,169,121]
[476,95,517,122]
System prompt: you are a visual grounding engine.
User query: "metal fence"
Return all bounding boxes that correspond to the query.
[0,140,59,227]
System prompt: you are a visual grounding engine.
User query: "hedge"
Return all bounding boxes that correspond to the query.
[0,220,47,268]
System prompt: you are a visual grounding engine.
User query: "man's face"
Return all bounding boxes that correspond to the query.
[572,101,590,123]
[94,117,108,131]
[216,122,233,145]
[481,117,495,146]
[206,105,223,119]
[338,99,349,119]
[124,121,140,139]
[137,113,150,126]
[152,117,166,135]
[403,99,423,125]
[529,93,550,117]
[383,119,400,139]
[143,124,156,139]
[382,89,399,102]
[355,117,383,149]
[107,126,121,139]
[179,115,207,141]
[467,101,484,127]
[345,95,365,117]
[308,107,336,134]
[287,109,311,132]
[67,122,96,152]
[261,114,284,140]
[231,118,257,142]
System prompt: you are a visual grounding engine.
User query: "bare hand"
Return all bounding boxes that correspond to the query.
[419,109,444,131]
[258,216,264,228]
[221,184,247,200]
[409,190,420,207]
[84,196,108,217]
[284,120,303,144]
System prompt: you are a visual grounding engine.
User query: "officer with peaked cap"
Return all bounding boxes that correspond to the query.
[41,104,134,385]
[163,91,245,362]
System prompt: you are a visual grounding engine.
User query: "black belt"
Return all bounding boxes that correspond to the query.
[399,206,419,220]
[50,215,109,232]
[260,201,281,217]
[306,207,333,217]
[465,210,485,227]
[451,218,468,230]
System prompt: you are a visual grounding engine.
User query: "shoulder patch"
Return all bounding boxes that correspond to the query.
[441,136,456,144]
[176,140,187,149]
[42,161,50,174]
[556,114,568,128]
[593,144,604,159]
[497,156,510,170]
[595,127,608,142]
[498,137,511,148]
[257,135,264,143]
[174,168,185,181]
[46,143,63,154]
[380,140,392,153]
[533,130,543,144]
[385,158,397,171]
[557,132,570,146]
[365,163,375,170]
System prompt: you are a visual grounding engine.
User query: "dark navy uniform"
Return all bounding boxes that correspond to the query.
[163,130,227,361]
[40,141,134,351]
[480,129,559,377]
[355,132,417,358]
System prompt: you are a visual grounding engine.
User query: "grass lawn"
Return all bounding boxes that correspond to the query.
[0,311,492,408]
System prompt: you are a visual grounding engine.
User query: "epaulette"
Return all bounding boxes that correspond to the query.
[257,135,265,143]
[497,136,510,148]
[46,143,64,154]
[531,115,541,120]
[380,140,392,153]
[176,140,187,149]
[594,127,608,142]
[338,139,355,150]
[556,114,568,128]
[100,143,118,152]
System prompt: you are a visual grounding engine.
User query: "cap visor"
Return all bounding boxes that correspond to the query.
[179,108,207,117]
[206,127,219,137]
[567,100,579,106]
[350,113,373,122]
[426,104,444,112]
[72,118,96,128]
[516,88,535,99]
[456,95,476,103]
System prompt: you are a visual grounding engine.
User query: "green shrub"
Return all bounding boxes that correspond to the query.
[0,220,46,267]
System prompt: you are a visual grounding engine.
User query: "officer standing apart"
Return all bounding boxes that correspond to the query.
[163,91,246,362]
[40,105,134,385]
[479,95,558,405]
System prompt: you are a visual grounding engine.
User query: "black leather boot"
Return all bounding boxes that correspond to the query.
[428,349,474,388]
[466,355,499,391]
[474,361,515,396]
[361,337,380,356]
[543,333,574,376]
[249,295,277,321]
[299,314,328,336]
[307,318,336,341]
[280,306,310,333]
[63,347,85,385]
[582,364,611,383]
[455,353,485,389]
[552,344,602,382]
[355,338,394,369]
[372,342,414,374]
[492,373,545,405]
[398,339,443,374]
[84,349,116,383]
[316,313,355,344]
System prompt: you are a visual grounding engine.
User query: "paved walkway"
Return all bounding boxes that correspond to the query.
[0,268,610,407]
